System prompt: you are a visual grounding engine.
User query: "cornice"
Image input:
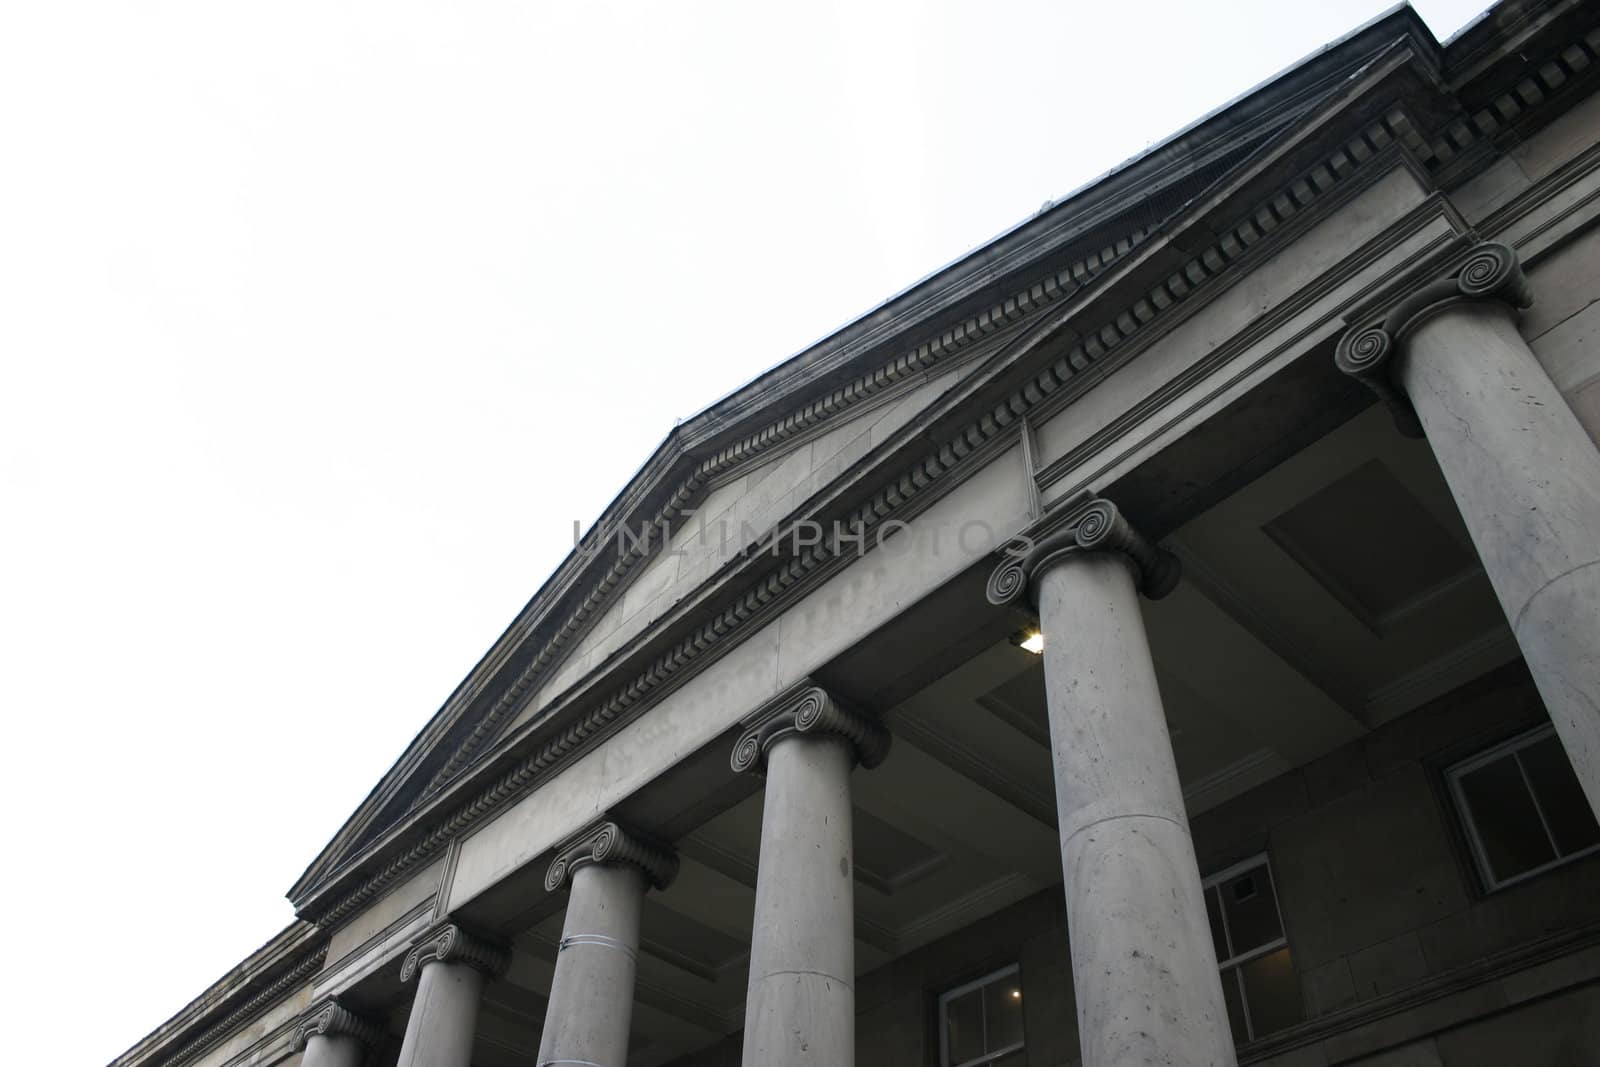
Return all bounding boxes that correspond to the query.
[544,819,679,892]
[399,921,510,983]
[1408,14,1600,185]
[110,923,328,1067]
[160,941,328,1067]
[729,684,891,774]
[1335,240,1532,434]
[985,494,1181,607]
[290,6,1600,933]
[288,999,383,1053]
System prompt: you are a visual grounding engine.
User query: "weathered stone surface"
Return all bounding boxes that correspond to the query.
[296,1032,364,1067]
[1272,766,1467,971]
[1521,225,1600,341]
[536,862,648,1067]
[1402,300,1600,816]
[1347,932,1429,1001]
[395,961,484,1067]
[1432,982,1600,1065]
[740,733,858,1067]
[1036,553,1234,1067]
[1301,956,1358,1016]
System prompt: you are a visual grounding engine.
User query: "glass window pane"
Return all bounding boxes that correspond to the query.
[1239,947,1303,1038]
[1458,754,1557,882]
[1219,863,1282,954]
[945,988,984,1065]
[989,1051,1027,1067]
[1520,737,1600,856]
[983,977,1026,1053]
[1205,885,1229,961]
[1220,967,1249,1046]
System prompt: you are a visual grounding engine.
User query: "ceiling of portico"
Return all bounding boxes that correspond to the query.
[406,398,1520,1067]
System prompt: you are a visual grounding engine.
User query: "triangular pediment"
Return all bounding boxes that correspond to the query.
[289,4,1489,917]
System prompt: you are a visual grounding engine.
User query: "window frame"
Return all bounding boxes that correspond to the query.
[937,963,1025,1067]
[1203,853,1293,1044]
[1446,723,1600,892]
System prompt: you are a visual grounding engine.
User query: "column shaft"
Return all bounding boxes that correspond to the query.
[741,734,856,1067]
[1401,302,1600,814]
[396,961,485,1067]
[1036,554,1235,1067]
[537,863,647,1067]
[297,1033,364,1067]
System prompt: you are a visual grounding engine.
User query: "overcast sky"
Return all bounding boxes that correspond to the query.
[0,2,1490,1062]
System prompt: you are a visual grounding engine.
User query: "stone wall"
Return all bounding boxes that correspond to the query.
[1526,222,1600,445]
[1198,662,1600,1064]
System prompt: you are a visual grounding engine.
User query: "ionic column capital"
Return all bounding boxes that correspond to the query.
[288,998,383,1053]
[399,921,509,983]
[544,819,678,893]
[730,685,890,775]
[986,495,1180,608]
[1336,241,1533,437]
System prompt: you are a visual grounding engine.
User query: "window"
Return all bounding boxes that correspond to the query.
[939,964,1025,1067]
[1204,855,1303,1044]
[1447,724,1600,891]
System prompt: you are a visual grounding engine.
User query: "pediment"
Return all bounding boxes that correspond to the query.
[288,4,1535,920]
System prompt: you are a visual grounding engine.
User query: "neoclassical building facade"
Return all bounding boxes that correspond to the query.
[116,3,1600,1065]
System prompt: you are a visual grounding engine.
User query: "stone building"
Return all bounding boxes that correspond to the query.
[114,2,1600,1065]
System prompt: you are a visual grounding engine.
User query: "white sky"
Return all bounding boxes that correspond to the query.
[0,2,1489,1062]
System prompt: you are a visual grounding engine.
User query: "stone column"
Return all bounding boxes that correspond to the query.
[289,1000,382,1067]
[729,685,891,1067]
[537,820,678,1067]
[988,497,1236,1067]
[395,921,509,1067]
[1338,242,1600,817]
